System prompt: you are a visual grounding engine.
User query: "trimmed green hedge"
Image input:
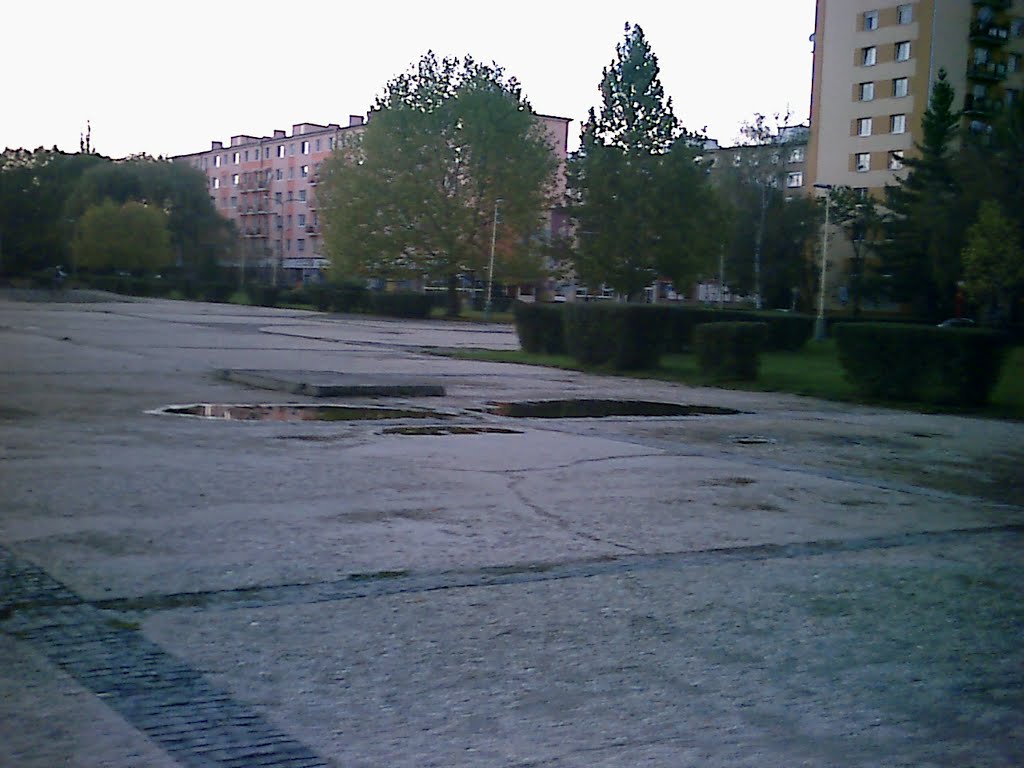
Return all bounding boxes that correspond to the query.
[513,302,567,355]
[369,291,433,318]
[663,307,812,353]
[694,322,767,381]
[564,303,663,370]
[833,323,1008,405]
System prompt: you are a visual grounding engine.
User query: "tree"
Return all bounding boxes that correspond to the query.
[880,69,966,320]
[320,53,558,316]
[829,186,884,316]
[567,23,719,300]
[72,200,174,273]
[65,158,233,278]
[0,148,107,276]
[961,200,1024,324]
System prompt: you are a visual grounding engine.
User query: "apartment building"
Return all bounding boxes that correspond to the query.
[173,114,571,284]
[807,0,1024,197]
[705,125,811,198]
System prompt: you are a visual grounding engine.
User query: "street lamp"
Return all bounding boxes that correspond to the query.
[813,183,833,341]
[485,198,502,319]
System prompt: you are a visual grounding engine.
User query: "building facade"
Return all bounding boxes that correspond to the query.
[173,114,571,285]
[808,0,1024,197]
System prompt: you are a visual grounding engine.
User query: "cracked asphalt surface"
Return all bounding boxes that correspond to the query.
[1,291,1022,767]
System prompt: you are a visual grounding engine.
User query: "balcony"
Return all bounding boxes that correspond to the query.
[967,61,1008,81]
[970,21,1010,43]
[964,93,1003,116]
[243,229,267,239]
[973,0,1011,9]
[305,225,320,236]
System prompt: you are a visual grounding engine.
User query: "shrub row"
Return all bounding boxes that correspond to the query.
[513,302,567,355]
[564,304,664,370]
[368,291,434,318]
[694,322,767,381]
[661,307,812,352]
[833,323,1008,405]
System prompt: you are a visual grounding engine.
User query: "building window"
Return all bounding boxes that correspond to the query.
[863,46,877,66]
[860,82,875,101]
[1011,18,1024,38]
[858,117,873,136]
[299,190,307,202]
[287,240,292,253]
[891,114,907,134]
[276,169,283,181]
[732,153,742,167]
[329,137,336,150]
[974,47,990,66]
[289,143,296,156]
[301,165,309,178]
[1006,89,1019,106]
[789,147,805,162]
[297,239,305,252]
[1008,53,1021,74]
[315,139,322,152]
[277,145,286,158]
[856,153,871,172]
[889,150,905,170]
[298,214,306,227]
[214,155,222,168]
[274,192,282,204]
[232,152,240,164]
[893,77,909,98]
[212,177,220,189]
[265,147,271,159]
[232,174,239,186]
[897,4,912,24]
[230,196,237,208]
[787,171,803,188]
[301,141,310,154]
[895,41,911,61]
[288,167,295,180]
[864,10,879,31]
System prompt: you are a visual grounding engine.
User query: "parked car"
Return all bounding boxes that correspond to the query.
[937,318,975,328]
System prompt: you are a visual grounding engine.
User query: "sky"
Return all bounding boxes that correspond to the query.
[4,1,816,158]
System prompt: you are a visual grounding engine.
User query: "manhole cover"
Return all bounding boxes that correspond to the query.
[150,404,451,422]
[729,435,777,445]
[488,400,741,419]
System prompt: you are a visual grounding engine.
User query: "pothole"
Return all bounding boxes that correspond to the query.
[729,435,777,445]
[381,425,523,436]
[487,399,741,419]
[150,404,452,422]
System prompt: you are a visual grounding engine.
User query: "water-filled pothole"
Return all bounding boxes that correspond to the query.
[729,435,777,445]
[151,404,451,422]
[487,400,741,419]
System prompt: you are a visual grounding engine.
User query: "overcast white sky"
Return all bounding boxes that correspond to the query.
[5,1,816,158]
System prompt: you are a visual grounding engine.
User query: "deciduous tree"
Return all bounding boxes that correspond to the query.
[320,53,558,316]
[72,200,174,273]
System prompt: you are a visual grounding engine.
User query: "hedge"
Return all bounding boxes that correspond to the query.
[694,322,767,381]
[833,323,1008,405]
[369,291,433,318]
[662,307,813,353]
[513,302,567,355]
[564,303,662,370]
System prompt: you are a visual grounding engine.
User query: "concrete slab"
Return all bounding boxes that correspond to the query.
[216,368,446,398]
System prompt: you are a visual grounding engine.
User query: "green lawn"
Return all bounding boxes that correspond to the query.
[444,342,1024,419]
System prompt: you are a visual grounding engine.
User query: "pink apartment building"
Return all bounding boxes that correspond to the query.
[173,114,571,285]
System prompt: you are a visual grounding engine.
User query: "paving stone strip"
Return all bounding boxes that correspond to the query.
[2,524,1020,768]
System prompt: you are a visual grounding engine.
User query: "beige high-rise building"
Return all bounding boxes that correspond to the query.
[808,0,1024,197]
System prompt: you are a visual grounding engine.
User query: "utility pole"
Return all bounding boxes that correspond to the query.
[485,198,502,319]
[813,183,833,341]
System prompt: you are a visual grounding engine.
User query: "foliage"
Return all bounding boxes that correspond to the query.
[566,23,719,300]
[880,70,966,320]
[563,302,662,369]
[72,200,174,273]
[833,322,1008,405]
[369,291,434,318]
[961,200,1024,323]
[662,307,813,353]
[0,148,107,276]
[66,157,234,278]
[693,322,767,381]
[320,53,558,316]
[513,301,567,354]
[827,186,884,315]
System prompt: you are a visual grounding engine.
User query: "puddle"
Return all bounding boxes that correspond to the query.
[487,399,741,419]
[729,435,777,445]
[151,404,451,422]
[381,425,523,436]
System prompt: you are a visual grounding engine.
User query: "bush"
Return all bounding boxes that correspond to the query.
[564,303,662,370]
[305,284,335,312]
[833,323,1009,405]
[513,302,567,355]
[330,282,371,314]
[369,291,433,318]
[694,322,767,381]
[662,307,813,353]
[248,284,280,307]
[201,281,235,303]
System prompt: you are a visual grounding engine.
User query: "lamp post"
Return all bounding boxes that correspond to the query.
[485,198,502,319]
[813,183,833,341]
